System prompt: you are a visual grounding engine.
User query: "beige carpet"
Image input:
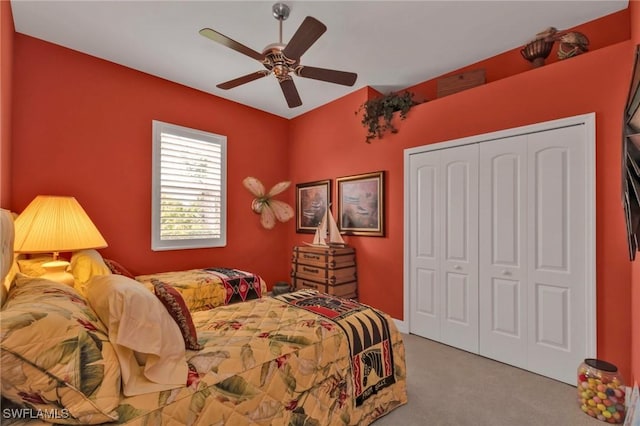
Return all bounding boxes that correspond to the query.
[375,333,601,426]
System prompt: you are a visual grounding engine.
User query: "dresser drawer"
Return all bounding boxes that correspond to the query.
[291,265,356,284]
[293,277,357,298]
[292,246,355,268]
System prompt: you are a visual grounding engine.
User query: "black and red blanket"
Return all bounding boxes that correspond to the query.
[275,289,395,406]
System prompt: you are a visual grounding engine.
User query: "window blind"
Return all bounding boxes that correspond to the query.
[152,121,227,250]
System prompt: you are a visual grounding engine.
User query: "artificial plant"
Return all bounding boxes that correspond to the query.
[356,91,417,143]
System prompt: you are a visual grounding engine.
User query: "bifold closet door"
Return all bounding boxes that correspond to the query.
[478,135,528,369]
[409,144,479,353]
[525,125,588,384]
[409,149,441,340]
[478,125,589,383]
[408,116,594,385]
[439,145,479,353]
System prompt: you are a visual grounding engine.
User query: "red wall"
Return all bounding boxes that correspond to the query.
[630,0,640,385]
[405,10,630,104]
[8,3,636,382]
[11,34,292,288]
[290,42,633,379]
[0,0,13,209]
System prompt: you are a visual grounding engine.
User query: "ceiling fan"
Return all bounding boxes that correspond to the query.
[199,3,357,108]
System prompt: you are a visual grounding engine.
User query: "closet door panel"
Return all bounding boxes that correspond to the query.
[527,125,587,384]
[440,144,479,353]
[479,136,528,368]
[409,151,441,339]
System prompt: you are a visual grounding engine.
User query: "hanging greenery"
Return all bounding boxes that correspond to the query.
[356,91,418,143]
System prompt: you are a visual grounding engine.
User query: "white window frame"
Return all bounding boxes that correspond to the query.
[152,120,227,250]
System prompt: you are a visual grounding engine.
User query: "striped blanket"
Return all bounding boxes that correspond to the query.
[275,289,396,406]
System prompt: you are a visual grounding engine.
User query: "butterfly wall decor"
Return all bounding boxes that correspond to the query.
[243,176,294,229]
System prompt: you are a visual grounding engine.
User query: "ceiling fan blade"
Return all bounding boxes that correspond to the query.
[295,66,357,86]
[279,78,302,108]
[217,71,269,90]
[282,17,326,60]
[199,28,265,61]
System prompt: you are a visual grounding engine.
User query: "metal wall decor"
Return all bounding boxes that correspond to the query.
[623,45,640,260]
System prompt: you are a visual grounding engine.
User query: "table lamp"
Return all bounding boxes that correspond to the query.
[13,195,108,285]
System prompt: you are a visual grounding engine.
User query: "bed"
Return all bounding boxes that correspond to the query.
[0,209,408,425]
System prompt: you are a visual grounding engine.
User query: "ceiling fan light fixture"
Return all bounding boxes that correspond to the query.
[199,2,357,108]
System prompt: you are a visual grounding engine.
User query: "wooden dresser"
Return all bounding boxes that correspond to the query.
[291,246,357,299]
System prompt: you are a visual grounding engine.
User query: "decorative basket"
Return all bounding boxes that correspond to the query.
[272,281,292,296]
[520,39,554,68]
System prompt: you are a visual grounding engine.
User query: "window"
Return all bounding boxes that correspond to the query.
[152,121,226,250]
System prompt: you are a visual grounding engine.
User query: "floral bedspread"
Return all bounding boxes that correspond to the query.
[4,290,407,426]
[109,291,407,425]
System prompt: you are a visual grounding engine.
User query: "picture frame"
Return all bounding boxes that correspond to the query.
[337,171,385,237]
[295,179,331,233]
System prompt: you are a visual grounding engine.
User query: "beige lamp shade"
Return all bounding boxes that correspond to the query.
[14,196,108,254]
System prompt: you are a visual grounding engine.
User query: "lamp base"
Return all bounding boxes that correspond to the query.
[41,260,75,286]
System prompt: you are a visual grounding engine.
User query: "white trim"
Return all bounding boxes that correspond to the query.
[403,113,597,358]
[393,318,408,334]
[583,113,597,358]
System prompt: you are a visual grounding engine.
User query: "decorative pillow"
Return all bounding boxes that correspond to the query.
[86,275,188,396]
[103,258,135,279]
[16,254,56,277]
[69,250,111,295]
[0,274,121,424]
[151,279,203,351]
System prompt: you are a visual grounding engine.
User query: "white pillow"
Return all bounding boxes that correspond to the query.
[86,274,188,396]
[70,249,111,294]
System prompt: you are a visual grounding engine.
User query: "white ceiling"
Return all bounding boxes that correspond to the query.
[10,0,628,119]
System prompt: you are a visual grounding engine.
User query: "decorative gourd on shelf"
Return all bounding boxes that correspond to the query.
[356,91,417,143]
[555,31,589,59]
[520,27,590,67]
[520,27,556,68]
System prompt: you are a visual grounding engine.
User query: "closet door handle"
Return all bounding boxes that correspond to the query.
[501,270,511,276]
[453,265,462,270]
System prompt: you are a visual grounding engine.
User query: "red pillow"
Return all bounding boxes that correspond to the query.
[151,279,203,351]
[103,258,135,279]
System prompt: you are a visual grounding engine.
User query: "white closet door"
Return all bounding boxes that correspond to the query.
[526,125,588,384]
[439,144,479,353]
[406,114,595,386]
[409,149,441,339]
[479,136,528,368]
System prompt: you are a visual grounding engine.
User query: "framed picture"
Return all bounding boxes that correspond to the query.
[337,171,385,236]
[296,180,331,233]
